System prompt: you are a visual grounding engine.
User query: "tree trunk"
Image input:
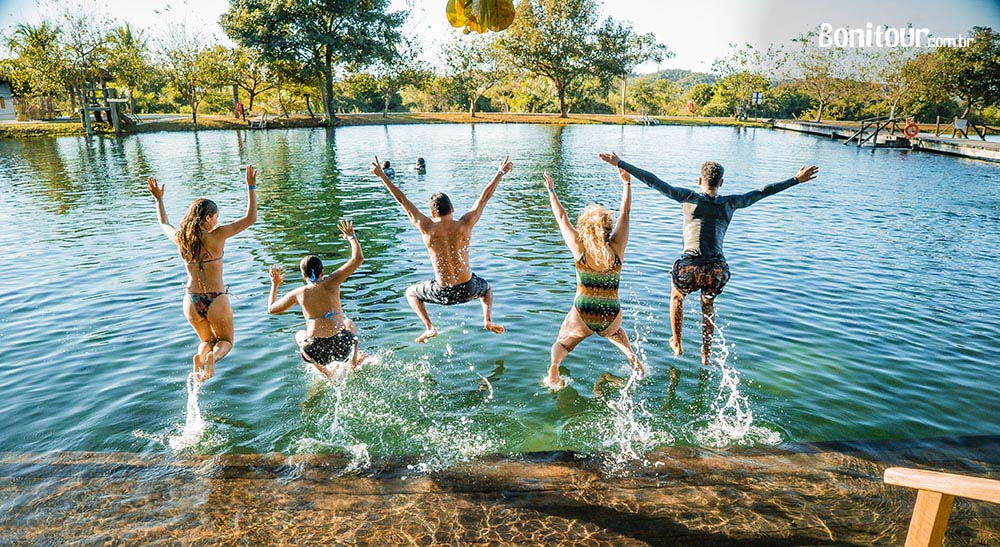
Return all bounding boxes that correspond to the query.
[383,91,391,118]
[557,83,568,118]
[232,84,239,118]
[620,77,627,116]
[322,49,337,125]
[960,103,970,119]
[814,101,824,122]
[69,85,77,112]
[190,86,198,125]
[248,91,256,114]
[305,95,315,119]
[469,96,477,117]
[128,87,136,115]
[889,100,896,120]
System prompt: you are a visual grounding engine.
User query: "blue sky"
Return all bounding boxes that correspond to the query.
[1,0,998,72]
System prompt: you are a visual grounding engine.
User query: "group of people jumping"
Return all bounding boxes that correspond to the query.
[148,153,819,388]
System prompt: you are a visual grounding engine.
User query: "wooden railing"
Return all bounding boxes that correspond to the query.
[883,467,1000,547]
[843,115,912,147]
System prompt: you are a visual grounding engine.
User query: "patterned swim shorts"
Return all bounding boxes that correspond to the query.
[671,256,731,298]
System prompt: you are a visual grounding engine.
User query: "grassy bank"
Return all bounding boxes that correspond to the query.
[0,112,771,138]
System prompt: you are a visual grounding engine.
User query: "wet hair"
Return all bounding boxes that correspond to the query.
[430,192,453,217]
[382,160,391,169]
[576,205,616,271]
[701,161,724,188]
[416,157,425,167]
[300,255,323,283]
[177,198,219,262]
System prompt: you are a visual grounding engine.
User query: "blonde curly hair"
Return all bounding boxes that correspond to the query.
[576,205,615,271]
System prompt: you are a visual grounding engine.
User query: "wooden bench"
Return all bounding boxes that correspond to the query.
[884,467,1000,547]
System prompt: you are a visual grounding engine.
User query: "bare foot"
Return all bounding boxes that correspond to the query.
[192,354,203,379]
[544,374,565,391]
[351,351,370,370]
[200,352,215,381]
[415,327,438,343]
[669,337,683,356]
[483,322,504,335]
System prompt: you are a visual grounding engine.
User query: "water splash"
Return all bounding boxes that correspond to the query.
[692,316,781,448]
[168,373,206,451]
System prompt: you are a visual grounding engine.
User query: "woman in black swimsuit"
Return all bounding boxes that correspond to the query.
[267,220,369,377]
[147,165,259,382]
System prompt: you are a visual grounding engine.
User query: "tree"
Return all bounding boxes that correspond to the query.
[368,39,431,117]
[231,47,276,115]
[108,23,150,114]
[498,0,603,117]
[712,43,783,119]
[595,19,671,115]
[629,77,677,115]
[685,82,714,113]
[442,33,509,116]
[789,30,849,121]
[934,26,1000,119]
[222,0,406,125]
[159,27,227,125]
[4,21,68,116]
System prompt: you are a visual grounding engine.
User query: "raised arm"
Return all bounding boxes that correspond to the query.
[462,154,512,226]
[370,155,431,229]
[146,178,177,242]
[328,220,364,284]
[728,165,818,210]
[216,164,259,239]
[609,168,631,255]
[543,172,583,260]
[599,152,696,203]
[267,265,298,314]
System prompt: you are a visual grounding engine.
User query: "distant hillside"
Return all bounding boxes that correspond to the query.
[632,69,717,93]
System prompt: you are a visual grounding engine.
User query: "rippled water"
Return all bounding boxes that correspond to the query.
[0,124,998,469]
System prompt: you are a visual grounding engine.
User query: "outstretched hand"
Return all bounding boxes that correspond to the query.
[794,165,819,183]
[543,172,555,191]
[269,265,285,285]
[370,155,386,178]
[497,154,513,175]
[618,168,631,184]
[598,152,620,167]
[245,164,257,187]
[147,177,165,201]
[338,219,356,240]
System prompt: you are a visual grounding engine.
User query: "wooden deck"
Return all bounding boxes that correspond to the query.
[774,120,1000,163]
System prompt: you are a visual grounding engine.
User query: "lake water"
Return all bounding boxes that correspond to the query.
[0,124,998,472]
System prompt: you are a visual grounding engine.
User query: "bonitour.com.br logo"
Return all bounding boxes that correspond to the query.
[818,23,974,48]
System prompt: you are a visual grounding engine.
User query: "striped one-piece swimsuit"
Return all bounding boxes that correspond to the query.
[573,251,622,332]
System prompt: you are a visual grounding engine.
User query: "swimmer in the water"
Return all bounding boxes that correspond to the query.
[600,151,819,365]
[382,160,395,179]
[266,220,369,377]
[543,168,645,390]
[146,165,259,382]
[414,157,426,174]
[371,154,509,343]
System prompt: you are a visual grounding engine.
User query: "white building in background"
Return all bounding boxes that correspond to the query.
[0,81,15,121]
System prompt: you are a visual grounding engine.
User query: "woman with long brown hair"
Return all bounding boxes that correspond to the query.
[543,164,645,390]
[147,165,258,382]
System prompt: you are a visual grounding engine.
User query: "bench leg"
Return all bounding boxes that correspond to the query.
[905,490,954,547]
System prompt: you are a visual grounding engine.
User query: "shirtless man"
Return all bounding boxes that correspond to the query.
[370,154,509,343]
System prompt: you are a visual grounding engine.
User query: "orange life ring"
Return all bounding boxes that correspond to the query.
[904,121,919,138]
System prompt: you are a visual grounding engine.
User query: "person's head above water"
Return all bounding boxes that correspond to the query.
[576,205,616,271]
[382,160,391,169]
[300,255,323,283]
[429,192,453,218]
[699,161,724,193]
[177,198,219,261]
[416,157,426,168]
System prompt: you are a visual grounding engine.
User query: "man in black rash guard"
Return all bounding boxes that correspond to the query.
[599,151,819,365]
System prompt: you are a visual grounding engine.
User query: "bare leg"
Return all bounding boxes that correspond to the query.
[606,328,646,379]
[669,284,685,356]
[406,287,438,343]
[480,287,504,334]
[206,295,235,371]
[547,341,569,389]
[701,293,715,366]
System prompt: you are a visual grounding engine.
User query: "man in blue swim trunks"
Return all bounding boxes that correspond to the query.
[371,154,512,343]
[599,151,818,365]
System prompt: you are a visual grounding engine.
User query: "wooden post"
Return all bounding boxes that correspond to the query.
[934,115,940,136]
[109,100,121,136]
[904,491,954,547]
[80,88,93,136]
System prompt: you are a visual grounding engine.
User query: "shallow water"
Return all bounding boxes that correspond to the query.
[0,124,998,469]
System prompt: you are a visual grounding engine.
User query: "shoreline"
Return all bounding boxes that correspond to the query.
[2,436,998,545]
[0,112,771,139]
